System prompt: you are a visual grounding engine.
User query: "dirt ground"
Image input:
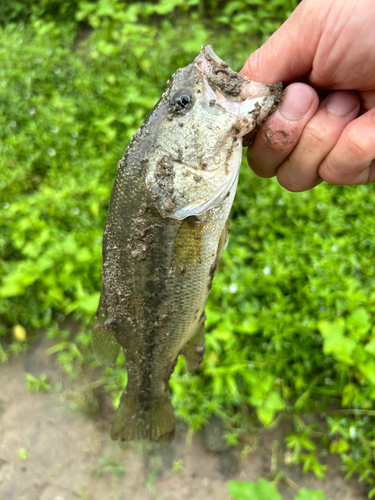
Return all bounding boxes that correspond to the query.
[0,343,370,500]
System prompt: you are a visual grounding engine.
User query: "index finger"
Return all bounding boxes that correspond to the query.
[240,0,326,84]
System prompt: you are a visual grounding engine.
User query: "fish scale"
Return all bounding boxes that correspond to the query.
[92,45,283,442]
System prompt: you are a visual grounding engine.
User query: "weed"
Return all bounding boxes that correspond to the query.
[25,373,51,392]
[17,448,28,461]
[172,459,184,472]
[228,478,331,500]
[91,454,126,483]
[0,0,375,495]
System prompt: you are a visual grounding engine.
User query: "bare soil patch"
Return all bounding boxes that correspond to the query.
[0,348,369,500]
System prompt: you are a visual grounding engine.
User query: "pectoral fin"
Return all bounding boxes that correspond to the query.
[172,216,206,279]
[181,312,206,372]
[218,218,230,256]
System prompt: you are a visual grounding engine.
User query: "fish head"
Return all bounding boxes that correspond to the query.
[145,45,282,219]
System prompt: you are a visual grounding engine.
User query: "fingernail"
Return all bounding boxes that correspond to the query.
[279,83,314,121]
[326,91,358,117]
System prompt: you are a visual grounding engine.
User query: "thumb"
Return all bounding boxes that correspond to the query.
[241,0,326,84]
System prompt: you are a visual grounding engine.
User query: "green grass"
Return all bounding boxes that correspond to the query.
[0,0,374,496]
[228,478,331,500]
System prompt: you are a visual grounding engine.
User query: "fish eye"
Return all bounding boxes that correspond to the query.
[171,90,192,110]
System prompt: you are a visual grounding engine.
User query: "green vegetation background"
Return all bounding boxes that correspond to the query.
[1,0,375,496]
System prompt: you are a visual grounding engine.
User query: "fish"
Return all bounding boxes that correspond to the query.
[92,45,282,443]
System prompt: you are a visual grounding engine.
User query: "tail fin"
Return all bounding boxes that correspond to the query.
[111,392,175,443]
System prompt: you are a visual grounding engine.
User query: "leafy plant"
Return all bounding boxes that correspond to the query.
[25,373,51,392]
[228,479,331,500]
[91,454,126,482]
[172,459,184,472]
[17,448,29,461]
[295,489,331,500]
[228,478,282,500]
[1,0,375,495]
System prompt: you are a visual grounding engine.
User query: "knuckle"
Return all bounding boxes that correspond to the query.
[301,124,327,151]
[277,167,305,192]
[319,156,341,184]
[344,125,371,160]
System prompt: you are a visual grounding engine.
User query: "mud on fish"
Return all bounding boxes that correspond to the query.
[92,45,282,443]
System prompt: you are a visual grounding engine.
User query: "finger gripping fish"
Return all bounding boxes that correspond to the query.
[92,45,282,443]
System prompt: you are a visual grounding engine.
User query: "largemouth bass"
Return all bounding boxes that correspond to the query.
[93,45,282,443]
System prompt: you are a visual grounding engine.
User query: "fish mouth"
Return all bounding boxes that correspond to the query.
[195,44,271,102]
[194,44,283,136]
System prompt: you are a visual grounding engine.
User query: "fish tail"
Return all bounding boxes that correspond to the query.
[111,392,175,443]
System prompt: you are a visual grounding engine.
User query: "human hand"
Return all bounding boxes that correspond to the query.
[241,0,375,191]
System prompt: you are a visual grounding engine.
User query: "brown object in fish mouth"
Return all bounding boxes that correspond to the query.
[92,45,282,443]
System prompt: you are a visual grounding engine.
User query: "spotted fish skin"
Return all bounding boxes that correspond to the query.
[92,45,282,443]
